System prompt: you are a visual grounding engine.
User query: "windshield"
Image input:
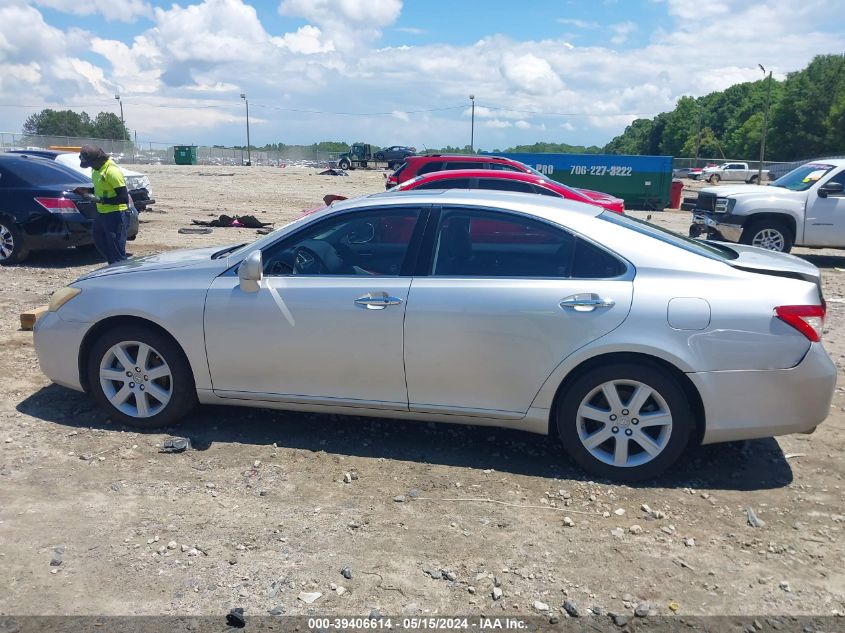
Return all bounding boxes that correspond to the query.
[771,163,835,191]
[519,161,547,178]
[601,211,738,260]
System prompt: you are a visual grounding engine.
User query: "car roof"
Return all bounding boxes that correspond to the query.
[0,152,61,162]
[410,169,545,182]
[407,154,510,162]
[6,149,62,159]
[323,189,604,223]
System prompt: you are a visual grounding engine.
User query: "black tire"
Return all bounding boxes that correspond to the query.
[739,219,793,253]
[375,152,385,161]
[86,325,196,429]
[338,158,351,170]
[708,174,720,184]
[748,174,759,184]
[555,362,694,482]
[0,219,30,265]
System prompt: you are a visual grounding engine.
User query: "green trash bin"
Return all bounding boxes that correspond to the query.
[174,145,198,165]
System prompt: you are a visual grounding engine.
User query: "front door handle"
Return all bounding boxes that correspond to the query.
[354,292,403,310]
[560,293,615,312]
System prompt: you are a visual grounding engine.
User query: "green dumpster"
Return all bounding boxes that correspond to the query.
[174,145,198,165]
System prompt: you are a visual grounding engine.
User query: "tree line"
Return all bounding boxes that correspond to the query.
[604,54,845,161]
[23,109,130,141]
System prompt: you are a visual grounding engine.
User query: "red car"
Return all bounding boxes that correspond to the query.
[387,154,530,189]
[393,169,625,213]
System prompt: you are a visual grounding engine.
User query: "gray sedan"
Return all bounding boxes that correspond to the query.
[34,190,835,480]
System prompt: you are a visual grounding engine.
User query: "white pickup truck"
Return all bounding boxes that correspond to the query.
[698,162,768,184]
[690,159,845,253]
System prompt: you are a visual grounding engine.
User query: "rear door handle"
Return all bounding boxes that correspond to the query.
[354,292,403,310]
[560,293,615,312]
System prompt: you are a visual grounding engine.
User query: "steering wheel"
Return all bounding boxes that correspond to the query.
[292,245,328,275]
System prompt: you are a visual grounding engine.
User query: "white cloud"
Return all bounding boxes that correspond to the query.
[515,120,531,129]
[391,110,410,121]
[557,18,598,29]
[500,53,564,96]
[395,27,426,35]
[610,21,637,45]
[274,25,335,55]
[484,119,512,129]
[33,0,152,22]
[279,0,401,50]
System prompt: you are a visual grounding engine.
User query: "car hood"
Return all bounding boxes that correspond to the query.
[77,245,235,280]
[700,184,800,198]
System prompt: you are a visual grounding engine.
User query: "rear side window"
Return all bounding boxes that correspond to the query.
[477,179,534,193]
[418,178,471,190]
[432,208,626,279]
[5,158,89,186]
[418,162,444,175]
[443,161,482,170]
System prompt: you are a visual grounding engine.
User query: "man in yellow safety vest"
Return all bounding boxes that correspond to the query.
[74,145,130,264]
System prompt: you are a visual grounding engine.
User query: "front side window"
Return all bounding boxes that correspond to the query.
[488,163,523,172]
[262,208,420,276]
[443,161,482,171]
[416,178,471,190]
[431,208,625,278]
[476,179,535,193]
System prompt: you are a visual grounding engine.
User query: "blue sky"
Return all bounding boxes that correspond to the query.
[2,0,843,150]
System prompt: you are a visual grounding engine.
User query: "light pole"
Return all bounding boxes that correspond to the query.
[240,93,251,166]
[114,94,126,142]
[469,94,475,153]
[757,64,773,184]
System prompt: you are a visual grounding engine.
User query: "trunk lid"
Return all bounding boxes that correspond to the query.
[720,242,823,298]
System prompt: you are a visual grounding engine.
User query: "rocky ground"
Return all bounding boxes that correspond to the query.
[0,167,843,621]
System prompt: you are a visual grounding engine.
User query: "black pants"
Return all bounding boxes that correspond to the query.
[93,211,128,264]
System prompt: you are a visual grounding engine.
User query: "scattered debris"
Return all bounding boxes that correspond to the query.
[341,566,353,579]
[563,516,575,527]
[324,194,348,206]
[191,214,272,228]
[562,599,582,617]
[298,591,322,604]
[178,227,212,234]
[20,306,47,331]
[226,607,245,628]
[268,606,285,616]
[534,600,549,612]
[629,524,643,535]
[318,168,349,176]
[50,548,63,567]
[492,587,503,601]
[747,507,766,528]
[161,437,191,453]
[784,453,806,459]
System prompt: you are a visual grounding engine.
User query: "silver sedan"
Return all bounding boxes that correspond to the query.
[34,190,836,480]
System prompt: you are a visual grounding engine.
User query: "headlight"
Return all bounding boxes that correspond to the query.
[49,287,82,312]
[714,197,735,213]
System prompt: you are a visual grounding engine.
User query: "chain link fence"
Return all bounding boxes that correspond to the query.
[0,132,338,167]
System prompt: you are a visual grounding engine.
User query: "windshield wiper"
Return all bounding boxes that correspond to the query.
[211,244,246,259]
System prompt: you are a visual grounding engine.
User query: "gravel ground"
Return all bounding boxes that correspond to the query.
[0,167,843,619]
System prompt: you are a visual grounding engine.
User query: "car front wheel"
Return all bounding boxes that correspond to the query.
[0,220,29,265]
[86,325,196,428]
[709,174,720,184]
[740,220,793,253]
[556,363,694,481]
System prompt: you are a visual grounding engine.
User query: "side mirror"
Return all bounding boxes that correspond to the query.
[238,251,262,292]
[818,181,844,198]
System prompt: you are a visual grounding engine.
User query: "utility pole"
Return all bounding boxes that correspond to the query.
[469,94,475,153]
[240,93,251,166]
[693,104,702,167]
[115,94,126,142]
[757,64,773,184]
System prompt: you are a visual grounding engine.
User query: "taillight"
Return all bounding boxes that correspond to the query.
[775,305,825,342]
[35,197,77,214]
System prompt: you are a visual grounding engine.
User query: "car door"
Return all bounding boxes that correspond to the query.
[403,207,633,418]
[803,170,845,246]
[725,164,744,181]
[204,206,427,409]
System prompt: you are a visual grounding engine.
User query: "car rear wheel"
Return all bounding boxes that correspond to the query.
[708,174,720,184]
[740,220,793,253]
[338,158,351,170]
[0,220,29,265]
[86,325,196,428]
[375,152,385,161]
[556,363,694,481]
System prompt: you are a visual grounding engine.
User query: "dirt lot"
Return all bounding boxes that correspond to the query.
[1,167,843,620]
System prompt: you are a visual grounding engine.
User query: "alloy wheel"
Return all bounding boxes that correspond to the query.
[751,228,785,251]
[99,340,173,418]
[575,379,673,468]
[0,224,14,261]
